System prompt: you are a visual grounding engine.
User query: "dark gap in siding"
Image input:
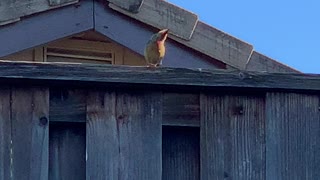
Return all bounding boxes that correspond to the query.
[49,122,86,180]
[162,126,200,180]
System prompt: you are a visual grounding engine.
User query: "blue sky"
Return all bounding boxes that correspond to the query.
[168,0,319,73]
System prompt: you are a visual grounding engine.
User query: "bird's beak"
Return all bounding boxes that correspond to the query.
[158,29,169,41]
[161,29,169,35]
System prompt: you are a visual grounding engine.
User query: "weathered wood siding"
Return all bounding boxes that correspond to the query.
[266,93,320,180]
[86,91,118,180]
[0,87,49,180]
[86,91,162,180]
[0,64,319,180]
[11,88,49,180]
[200,94,265,180]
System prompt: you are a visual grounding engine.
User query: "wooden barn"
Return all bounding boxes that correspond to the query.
[0,0,319,180]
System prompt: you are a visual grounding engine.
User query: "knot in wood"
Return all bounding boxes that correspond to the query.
[39,117,48,126]
[117,114,124,120]
[233,106,244,115]
[224,171,229,178]
[117,114,129,125]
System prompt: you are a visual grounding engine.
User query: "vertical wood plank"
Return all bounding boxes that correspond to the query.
[117,92,162,180]
[86,91,162,180]
[49,123,86,180]
[200,94,265,180]
[86,91,118,180]
[162,126,200,180]
[11,87,49,180]
[266,93,320,180]
[0,88,11,180]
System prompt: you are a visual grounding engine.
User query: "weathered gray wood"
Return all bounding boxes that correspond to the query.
[162,126,200,180]
[117,91,162,180]
[0,0,93,57]
[49,123,86,180]
[162,93,199,127]
[266,93,320,180]
[200,94,265,180]
[0,0,78,25]
[48,0,78,6]
[109,0,198,40]
[0,61,318,91]
[86,91,162,180]
[246,51,299,73]
[50,89,86,122]
[51,91,199,126]
[169,21,253,70]
[94,3,220,69]
[86,91,119,180]
[11,87,49,180]
[0,88,11,180]
[108,0,144,13]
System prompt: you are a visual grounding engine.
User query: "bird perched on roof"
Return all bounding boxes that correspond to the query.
[144,29,169,67]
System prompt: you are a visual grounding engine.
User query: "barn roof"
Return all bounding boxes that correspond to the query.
[0,0,299,72]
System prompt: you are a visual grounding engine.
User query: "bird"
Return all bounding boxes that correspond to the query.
[144,29,169,67]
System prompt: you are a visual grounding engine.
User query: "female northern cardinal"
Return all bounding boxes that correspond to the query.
[144,29,169,67]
